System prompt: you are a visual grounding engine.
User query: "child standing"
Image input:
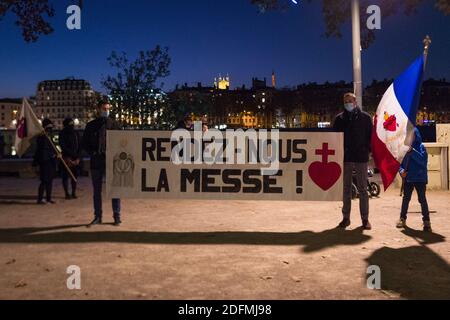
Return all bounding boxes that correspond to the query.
[396,128,431,232]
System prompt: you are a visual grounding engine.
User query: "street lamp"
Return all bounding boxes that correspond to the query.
[351,0,363,108]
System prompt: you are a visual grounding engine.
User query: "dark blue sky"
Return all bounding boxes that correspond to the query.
[0,0,449,97]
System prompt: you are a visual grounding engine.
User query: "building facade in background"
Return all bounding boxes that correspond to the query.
[1,77,449,134]
[170,77,450,130]
[34,79,99,129]
[109,88,169,128]
[0,98,22,129]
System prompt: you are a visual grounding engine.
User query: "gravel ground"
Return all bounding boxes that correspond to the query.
[0,177,449,300]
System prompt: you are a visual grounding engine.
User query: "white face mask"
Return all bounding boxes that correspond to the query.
[100,110,110,118]
[344,103,355,112]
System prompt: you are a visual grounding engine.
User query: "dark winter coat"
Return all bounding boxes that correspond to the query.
[33,134,57,181]
[333,107,373,163]
[82,117,121,170]
[59,127,81,160]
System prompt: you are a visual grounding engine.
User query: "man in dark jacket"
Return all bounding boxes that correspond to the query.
[33,118,58,204]
[333,93,373,230]
[59,117,81,199]
[396,128,431,232]
[83,100,122,226]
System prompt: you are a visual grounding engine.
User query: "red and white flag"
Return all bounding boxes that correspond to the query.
[14,98,43,157]
[371,56,424,190]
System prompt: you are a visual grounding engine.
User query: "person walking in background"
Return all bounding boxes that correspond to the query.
[396,128,432,232]
[333,93,373,230]
[176,114,193,130]
[82,99,122,227]
[33,118,58,204]
[59,117,81,199]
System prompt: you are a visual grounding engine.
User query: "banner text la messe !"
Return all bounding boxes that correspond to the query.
[106,127,344,201]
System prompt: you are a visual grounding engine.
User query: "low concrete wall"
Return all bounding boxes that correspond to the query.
[437,124,450,189]
[424,143,448,190]
[394,142,449,190]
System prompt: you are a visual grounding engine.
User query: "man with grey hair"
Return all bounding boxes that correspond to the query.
[333,92,373,230]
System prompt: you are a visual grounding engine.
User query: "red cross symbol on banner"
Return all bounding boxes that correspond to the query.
[308,143,342,191]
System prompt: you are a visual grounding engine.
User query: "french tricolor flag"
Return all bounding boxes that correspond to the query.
[372,55,425,190]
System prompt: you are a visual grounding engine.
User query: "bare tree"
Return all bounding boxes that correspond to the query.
[251,0,449,48]
[101,45,171,129]
[0,0,85,42]
[3,0,448,43]
[0,0,54,42]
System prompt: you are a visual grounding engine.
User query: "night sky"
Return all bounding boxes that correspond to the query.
[0,0,449,97]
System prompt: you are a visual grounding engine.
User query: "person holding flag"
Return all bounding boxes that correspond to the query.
[33,118,58,204]
[372,36,432,230]
[396,128,431,232]
[14,98,77,204]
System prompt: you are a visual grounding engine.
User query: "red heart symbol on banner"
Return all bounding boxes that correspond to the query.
[308,161,342,191]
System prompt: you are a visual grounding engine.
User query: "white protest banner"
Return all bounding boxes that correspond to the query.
[106,128,343,201]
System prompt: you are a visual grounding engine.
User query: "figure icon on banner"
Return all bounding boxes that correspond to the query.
[112,139,135,188]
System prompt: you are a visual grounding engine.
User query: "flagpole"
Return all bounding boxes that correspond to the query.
[43,132,78,182]
[401,36,432,195]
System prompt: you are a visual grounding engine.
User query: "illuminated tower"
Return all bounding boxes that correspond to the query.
[272,71,276,88]
[215,74,230,90]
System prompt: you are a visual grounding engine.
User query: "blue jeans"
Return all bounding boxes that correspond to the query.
[400,182,430,222]
[91,168,121,219]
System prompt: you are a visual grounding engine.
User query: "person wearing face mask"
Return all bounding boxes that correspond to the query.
[82,99,122,227]
[59,117,81,199]
[333,93,373,230]
[33,118,58,204]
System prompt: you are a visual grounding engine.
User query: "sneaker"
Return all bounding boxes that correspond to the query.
[87,217,102,228]
[37,200,46,205]
[396,218,407,229]
[113,218,122,226]
[362,220,372,230]
[337,218,351,229]
[423,221,432,232]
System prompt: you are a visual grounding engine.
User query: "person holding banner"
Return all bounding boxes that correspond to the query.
[59,117,81,199]
[33,118,58,204]
[333,93,373,230]
[83,100,122,227]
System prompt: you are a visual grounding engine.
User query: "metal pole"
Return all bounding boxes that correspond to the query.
[44,132,78,182]
[351,0,363,108]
